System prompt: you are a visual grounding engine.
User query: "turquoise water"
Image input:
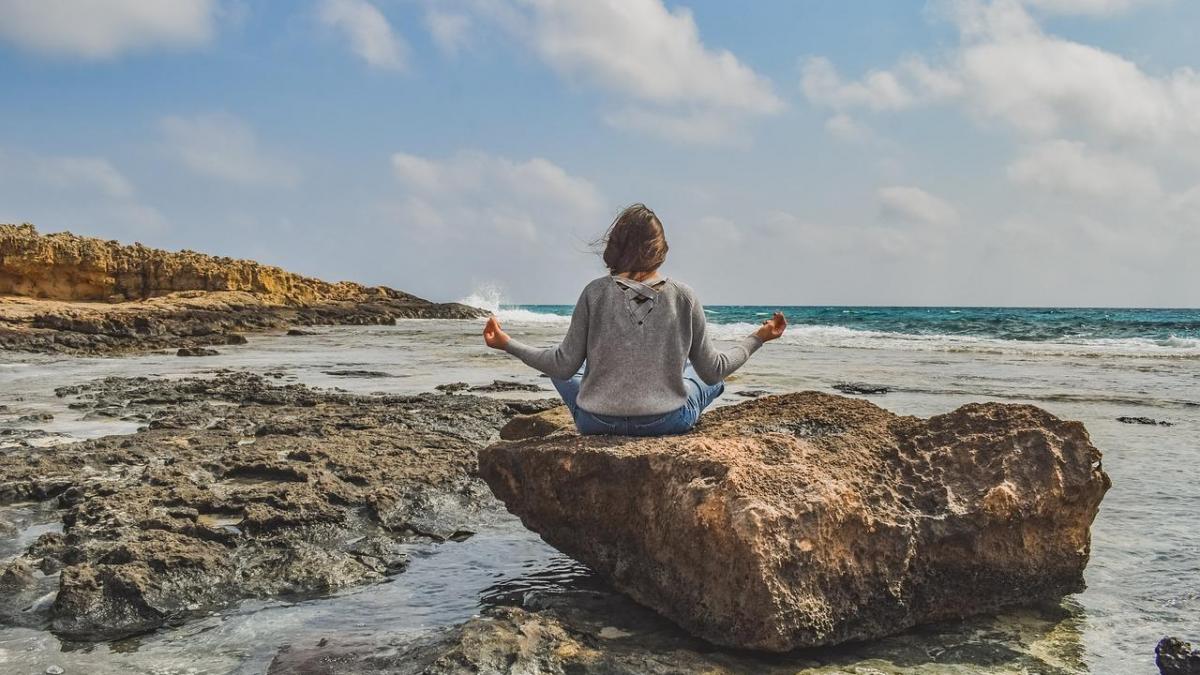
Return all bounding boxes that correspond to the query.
[513,305,1200,343]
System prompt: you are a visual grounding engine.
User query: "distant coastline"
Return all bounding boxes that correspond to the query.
[0,224,485,355]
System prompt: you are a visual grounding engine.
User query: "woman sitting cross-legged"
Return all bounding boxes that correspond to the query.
[482,203,787,436]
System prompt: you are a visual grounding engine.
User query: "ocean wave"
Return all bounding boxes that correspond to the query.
[705,322,1200,359]
[458,287,1200,358]
[457,284,571,324]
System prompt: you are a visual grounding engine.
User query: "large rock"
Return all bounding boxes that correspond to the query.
[479,392,1110,652]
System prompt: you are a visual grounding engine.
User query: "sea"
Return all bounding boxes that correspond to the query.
[0,297,1197,673]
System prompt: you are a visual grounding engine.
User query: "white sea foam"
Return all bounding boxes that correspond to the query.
[458,284,571,324]
[708,322,1200,359]
[457,284,1199,358]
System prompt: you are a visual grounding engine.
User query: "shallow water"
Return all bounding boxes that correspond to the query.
[1,317,1197,673]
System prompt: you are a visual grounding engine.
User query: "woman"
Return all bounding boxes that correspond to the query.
[482,203,786,436]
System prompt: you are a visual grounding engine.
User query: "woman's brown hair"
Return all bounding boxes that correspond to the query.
[597,203,669,275]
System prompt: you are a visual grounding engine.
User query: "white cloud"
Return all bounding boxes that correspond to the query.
[802,57,916,111]
[36,156,135,198]
[425,9,471,55]
[878,186,959,225]
[1019,0,1159,15]
[456,0,781,144]
[0,148,167,233]
[522,0,782,114]
[801,56,962,112]
[160,113,300,188]
[1007,139,1162,200]
[318,0,407,70]
[389,150,604,243]
[824,113,874,144]
[803,0,1200,151]
[373,149,610,302]
[0,0,217,59]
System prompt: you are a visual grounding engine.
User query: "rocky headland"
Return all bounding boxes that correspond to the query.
[0,223,485,354]
[481,393,1111,652]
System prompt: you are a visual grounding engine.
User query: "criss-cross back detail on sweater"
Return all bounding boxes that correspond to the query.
[613,276,666,324]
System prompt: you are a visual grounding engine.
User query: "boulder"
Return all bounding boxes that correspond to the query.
[1158,637,1200,675]
[479,392,1110,652]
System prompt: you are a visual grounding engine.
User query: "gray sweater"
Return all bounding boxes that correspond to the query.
[503,275,763,416]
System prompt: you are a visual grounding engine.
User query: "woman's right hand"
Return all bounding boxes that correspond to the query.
[483,316,510,350]
[754,311,787,342]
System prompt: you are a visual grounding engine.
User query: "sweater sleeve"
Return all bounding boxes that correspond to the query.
[502,289,589,380]
[687,297,763,385]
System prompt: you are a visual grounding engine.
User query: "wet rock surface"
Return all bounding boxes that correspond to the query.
[268,585,1088,674]
[0,372,558,641]
[1159,637,1200,675]
[470,379,546,393]
[481,392,1111,652]
[177,346,219,357]
[833,382,891,395]
[1117,415,1173,426]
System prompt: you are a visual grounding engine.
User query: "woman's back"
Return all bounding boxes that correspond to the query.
[483,202,786,434]
[503,275,763,417]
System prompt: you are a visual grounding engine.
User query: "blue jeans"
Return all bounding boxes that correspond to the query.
[550,363,724,436]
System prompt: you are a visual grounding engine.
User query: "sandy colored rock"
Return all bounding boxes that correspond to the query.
[0,224,486,354]
[480,392,1111,652]
[1,223,413,304]
[499,406,574,441]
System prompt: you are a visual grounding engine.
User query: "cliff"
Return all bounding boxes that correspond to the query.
[0,223,421,305]
[0,224,485,354]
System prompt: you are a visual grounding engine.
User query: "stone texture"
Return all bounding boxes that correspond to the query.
[1159,637,1200,675]
[0,223,486,354]
[1,222,416,304]
[267,587,1087,674]
[499,406,574,441]
[479,392,1111,652]
[0,372,559,641]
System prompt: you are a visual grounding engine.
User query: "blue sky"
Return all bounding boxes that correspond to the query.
[1,0,1197,306]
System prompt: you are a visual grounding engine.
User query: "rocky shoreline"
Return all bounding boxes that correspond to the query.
[0,370,1109,673]
[0,372,556,641]
[0,224,485,355]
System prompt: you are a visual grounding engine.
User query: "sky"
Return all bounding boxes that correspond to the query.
[0,0,1197,307]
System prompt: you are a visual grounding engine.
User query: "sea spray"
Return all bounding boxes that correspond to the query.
[458,284,571,324]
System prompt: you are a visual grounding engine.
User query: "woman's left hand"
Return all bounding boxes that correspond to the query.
[483,315,510,350]
[755,311,787,342]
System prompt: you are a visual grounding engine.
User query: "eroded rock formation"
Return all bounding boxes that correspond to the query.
[0,373,556,641]
[0,223,414,304]
[0,224,485,353]
[480,392,1111,652]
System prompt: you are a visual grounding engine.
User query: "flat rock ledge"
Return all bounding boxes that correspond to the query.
[479,392,1111,652]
